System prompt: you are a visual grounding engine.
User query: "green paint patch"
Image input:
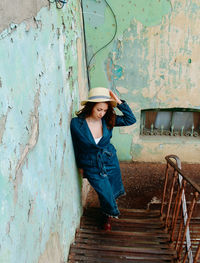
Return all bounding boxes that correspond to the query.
[83,0,106,27]
[132,0,172,27]
[111,129,133,161]
[131,143,143,158]
[83,0,172,87]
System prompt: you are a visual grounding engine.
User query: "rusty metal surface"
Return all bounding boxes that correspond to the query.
[161,155,200,263]
[68,207,176,263]
[165,155,200,194]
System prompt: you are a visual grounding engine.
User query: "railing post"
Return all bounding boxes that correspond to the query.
[183,251,189,263]
[194,243,200,263]
[171,180,186,241]
[177,192,199,260]
[165,169,177,229]
[171,183,181,228]
[175,216,184,251]
[160,163,169,218]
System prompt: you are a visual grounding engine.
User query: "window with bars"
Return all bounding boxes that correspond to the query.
[140,108,200,137]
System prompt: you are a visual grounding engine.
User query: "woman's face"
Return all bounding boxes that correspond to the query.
[90,102,108,120]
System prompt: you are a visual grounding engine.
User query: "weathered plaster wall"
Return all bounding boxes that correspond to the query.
[0,1,88,262]
[83,0,200,163]
[0,0,48,33]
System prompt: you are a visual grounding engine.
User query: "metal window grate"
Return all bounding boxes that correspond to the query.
[140,108,200,137]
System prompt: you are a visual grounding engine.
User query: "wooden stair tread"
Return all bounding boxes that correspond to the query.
[68,207,176,263]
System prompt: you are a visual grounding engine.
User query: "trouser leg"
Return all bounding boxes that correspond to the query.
[87,174,120,217]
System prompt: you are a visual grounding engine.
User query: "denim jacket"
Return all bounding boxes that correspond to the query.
[70,101,136,172]
[70,101,136,216]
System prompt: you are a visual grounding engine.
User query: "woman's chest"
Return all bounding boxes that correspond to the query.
[86,120,103,139]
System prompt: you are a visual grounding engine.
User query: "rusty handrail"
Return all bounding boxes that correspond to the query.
[165,155,200,194]
[161,155,200,263]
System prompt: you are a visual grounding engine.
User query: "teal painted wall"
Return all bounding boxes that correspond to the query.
[0,1,87,262]
[83,0,200,163]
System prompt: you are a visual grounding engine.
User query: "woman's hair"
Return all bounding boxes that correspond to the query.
[76,102,116,129]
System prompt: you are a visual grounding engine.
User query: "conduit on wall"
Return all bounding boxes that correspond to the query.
[87,0,118,70]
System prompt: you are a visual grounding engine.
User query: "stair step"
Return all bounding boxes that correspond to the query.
[68,207,176,263]
[69,248,174,262]
[70,243,176,255]
[68,253,174,262]
[74,237,172,249]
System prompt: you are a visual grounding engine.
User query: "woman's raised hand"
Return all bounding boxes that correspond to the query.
[109,90,122,105]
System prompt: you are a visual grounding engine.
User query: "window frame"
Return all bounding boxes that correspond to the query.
[140,108,200,137]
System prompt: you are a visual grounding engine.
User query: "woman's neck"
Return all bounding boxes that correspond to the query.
[86,116,101,123]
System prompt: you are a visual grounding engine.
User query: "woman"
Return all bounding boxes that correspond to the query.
[70,87,136,230]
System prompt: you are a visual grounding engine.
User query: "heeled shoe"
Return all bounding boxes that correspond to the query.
[103,216,111,231]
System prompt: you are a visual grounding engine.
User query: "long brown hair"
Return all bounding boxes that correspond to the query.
[76,102,116,129]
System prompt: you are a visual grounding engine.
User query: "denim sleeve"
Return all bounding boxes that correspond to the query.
[115,100,137,127]
[70,118,81,167]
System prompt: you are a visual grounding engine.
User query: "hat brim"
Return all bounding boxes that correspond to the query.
[81,98,117,107]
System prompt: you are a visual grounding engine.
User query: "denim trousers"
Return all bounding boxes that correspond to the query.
[85,153,125,217]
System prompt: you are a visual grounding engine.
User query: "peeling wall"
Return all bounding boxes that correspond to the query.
[0,0,48,32]
[0,1,88,262]
[83,0,200,163]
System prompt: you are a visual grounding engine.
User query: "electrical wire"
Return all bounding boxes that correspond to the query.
[87,0,118,70]
[48,0,67,9]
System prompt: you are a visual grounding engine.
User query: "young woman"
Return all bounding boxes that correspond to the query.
[70,87,136,230]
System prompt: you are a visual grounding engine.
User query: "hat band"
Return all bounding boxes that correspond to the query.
[88,95,111,100]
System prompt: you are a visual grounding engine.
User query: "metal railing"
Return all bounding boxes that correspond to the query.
[141,124,200,137]
[161,155,200,263]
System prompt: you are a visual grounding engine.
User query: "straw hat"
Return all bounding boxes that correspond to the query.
[81,87,117,107]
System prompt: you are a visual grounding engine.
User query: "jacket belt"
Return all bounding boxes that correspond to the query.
[97,149,112,176]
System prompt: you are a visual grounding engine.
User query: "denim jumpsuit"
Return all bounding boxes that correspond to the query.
[70,101,136,217]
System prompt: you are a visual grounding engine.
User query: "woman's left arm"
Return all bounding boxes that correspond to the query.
[110,90,137,127]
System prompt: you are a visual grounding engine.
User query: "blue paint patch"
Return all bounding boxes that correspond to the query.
[190,2,200,15]
[112,65,123,80]
[160,75,165,79]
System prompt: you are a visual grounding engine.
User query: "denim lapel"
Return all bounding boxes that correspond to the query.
[98,118,110,146]
[78,117,109,146]
[79,118,96,145]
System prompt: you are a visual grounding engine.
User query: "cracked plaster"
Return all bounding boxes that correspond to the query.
[0,0,48,33]
[0,1,87,262]
[83,0,200,163]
